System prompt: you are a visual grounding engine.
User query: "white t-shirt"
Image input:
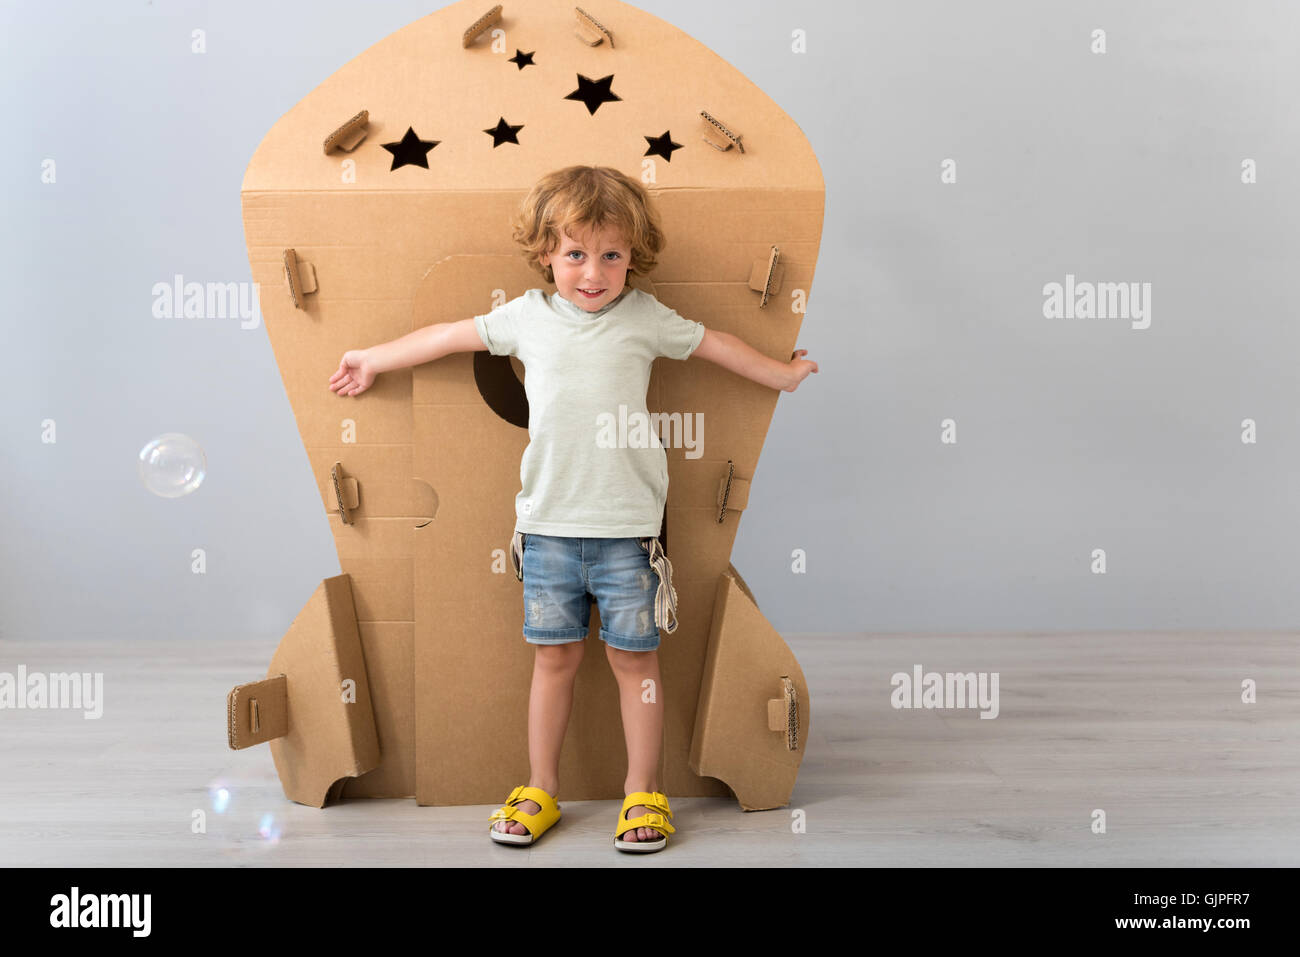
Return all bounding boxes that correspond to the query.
[473,287,705,537]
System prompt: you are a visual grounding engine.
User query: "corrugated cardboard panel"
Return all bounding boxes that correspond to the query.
[691,569,811,810]
[239,0,823,808]
[267,575,381,807]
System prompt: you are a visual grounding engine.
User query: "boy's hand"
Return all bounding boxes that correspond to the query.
[783,349,819,392]
[328,349,377,397]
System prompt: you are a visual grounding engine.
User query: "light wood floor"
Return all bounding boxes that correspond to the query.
[1,634,1295,866]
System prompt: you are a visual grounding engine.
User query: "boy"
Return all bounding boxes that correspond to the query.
[329,166,817,851]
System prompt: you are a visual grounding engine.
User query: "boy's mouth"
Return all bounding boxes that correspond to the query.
[577,288,605,299]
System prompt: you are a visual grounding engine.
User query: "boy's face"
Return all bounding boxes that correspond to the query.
[540,225,632,312]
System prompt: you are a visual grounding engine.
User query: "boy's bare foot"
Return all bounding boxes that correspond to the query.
[620,802,660,842]
[493,793,545,837]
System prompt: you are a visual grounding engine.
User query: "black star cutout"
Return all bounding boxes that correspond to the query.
[643,130,683,162]
[483,116,523,147]
[380,126,439,170]
[564,74,621,115]
[508,49,535,70]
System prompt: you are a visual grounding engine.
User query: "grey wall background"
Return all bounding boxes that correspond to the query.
[4,0,1298,641]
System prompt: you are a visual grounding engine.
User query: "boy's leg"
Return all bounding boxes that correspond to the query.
[606,645,664,842]
[494,641,584,836]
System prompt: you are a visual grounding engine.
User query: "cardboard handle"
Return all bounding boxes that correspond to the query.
[283,248,318,309]
[227,675,288,749]
[574,6,614,46]
[716,460,750,523]
[463,4,503,47]
[700,110,744,153]
[747,245,783,307]
[323,109,369,154]
[331,462,358,524]
[766,676,799,750]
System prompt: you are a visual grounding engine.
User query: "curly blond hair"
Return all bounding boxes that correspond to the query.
[511,166,665,284]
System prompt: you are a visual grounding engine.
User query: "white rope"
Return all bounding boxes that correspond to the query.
[640,536,678,634]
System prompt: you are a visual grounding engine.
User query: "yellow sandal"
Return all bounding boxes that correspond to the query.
[613,790,676,852]
[488,785,561,846]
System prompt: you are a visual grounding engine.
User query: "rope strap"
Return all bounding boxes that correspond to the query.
[511,530,524,582]
[639,536,678,634]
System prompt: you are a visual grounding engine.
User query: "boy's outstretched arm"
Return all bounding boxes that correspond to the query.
[328,318,488,397]
[691,328,819,392]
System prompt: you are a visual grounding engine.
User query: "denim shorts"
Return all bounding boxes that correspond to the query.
[518,533,664,652]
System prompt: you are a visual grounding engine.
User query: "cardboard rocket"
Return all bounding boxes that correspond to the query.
[226,0,824,812]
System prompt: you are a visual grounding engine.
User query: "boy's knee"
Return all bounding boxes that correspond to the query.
[535,640,585,669]
[605,643,657,668]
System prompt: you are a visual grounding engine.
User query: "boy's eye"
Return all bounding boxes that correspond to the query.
[603,252,621,261]
[566,251,583,260]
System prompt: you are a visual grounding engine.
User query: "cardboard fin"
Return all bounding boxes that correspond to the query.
[725,561,758,611]
[240,574,382,808]
[690,567,810,810]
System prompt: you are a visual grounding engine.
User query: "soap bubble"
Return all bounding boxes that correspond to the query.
[257,812,282,843]
[207,777,235,813]
[138,433,206,498]
[210,786,231,815]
